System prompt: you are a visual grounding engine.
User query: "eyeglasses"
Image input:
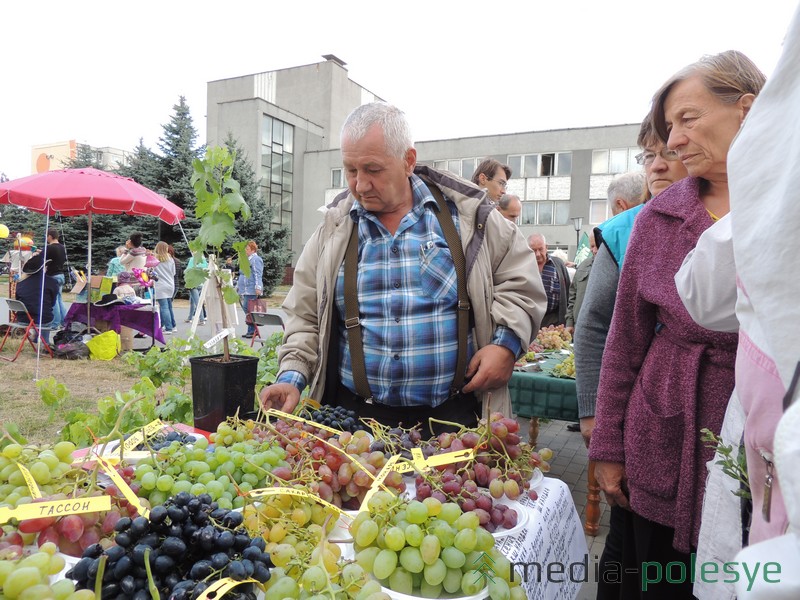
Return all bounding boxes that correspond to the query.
[487,177,508,189]
[635,148,680,166]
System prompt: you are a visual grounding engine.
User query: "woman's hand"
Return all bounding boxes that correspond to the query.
[595,460,630,509]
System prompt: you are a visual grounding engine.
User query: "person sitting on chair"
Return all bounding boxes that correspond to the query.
[15,254,59,344]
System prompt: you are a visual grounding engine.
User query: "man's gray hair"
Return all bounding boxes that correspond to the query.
[341,102,414,160]
[607,172,646,205]
[498,194,520,210]
[528,233,546,246]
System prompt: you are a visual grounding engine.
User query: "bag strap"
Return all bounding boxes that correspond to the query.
[343,183,470,402]
[343,226,372,401]
[783,360,800,411]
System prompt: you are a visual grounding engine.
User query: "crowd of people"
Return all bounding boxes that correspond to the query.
[258,35,798,600]
[10,228,267,342]
[6,20,798,599]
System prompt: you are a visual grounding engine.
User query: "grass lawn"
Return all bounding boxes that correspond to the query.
[0,351,141,444]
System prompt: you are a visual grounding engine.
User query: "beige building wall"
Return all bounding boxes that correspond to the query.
[31,140,76,173]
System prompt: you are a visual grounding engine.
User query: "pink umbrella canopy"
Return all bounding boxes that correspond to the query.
[0,168,184,224]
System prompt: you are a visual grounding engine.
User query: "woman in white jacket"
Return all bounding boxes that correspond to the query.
[152,241,176,334]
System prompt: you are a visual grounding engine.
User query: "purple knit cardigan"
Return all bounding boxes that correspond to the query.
[588,177,737,553]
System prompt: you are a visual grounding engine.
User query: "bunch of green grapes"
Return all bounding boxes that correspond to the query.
[351,491,525,599]
[132,434,290,509]
[534,324,573,351]
[0,442,81,510]
[0,542,95,599]
[551,353,576,378]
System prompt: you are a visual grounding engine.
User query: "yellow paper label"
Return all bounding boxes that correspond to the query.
[14,462,42,499]
[246,486,349,520]
[397,447,476,474]
[196,577,261,600]
[359,454,402,512]
[0,496,112,525]
[300,398,322,410]
[265,408,342,435]
[122,419,166,453]
[100,451,151,464]
[94,453,149,518]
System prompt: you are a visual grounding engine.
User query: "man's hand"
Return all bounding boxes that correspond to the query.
[259,383,301,414]
[462,345,515,394]
[594,460,629,509]
[580,416,595,449]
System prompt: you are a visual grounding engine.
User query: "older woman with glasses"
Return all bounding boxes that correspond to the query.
[588,50,765,599]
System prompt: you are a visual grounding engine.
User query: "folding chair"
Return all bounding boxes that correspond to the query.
[0,299,54,361]
[249,311,285,346]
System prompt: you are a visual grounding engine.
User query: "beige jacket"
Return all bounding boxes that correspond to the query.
[278,166,546,416]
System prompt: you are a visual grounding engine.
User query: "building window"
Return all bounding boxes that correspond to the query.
[331,168,343,188]
[520,201,571,225]
[592,147,642,174]
[432,157,481,178]
[589,199,610,224]
[507,152,572,178]
[261,114,294,245]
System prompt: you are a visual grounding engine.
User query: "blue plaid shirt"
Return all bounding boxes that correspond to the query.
[279,175,522,407]
[541,259,561,313]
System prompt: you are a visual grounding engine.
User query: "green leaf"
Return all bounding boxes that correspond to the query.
[184,266,208,289]
[221,192,247,217]
[199,212,238,249]
[3,423,28,446]
[222,285,240,305]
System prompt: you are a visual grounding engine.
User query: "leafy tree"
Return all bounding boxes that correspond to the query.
[223,134,291,296]
[1,172,8,183]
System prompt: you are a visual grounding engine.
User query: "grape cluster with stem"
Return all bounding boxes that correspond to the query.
[0,542,95,599]
[534,324,573,351]
[69,492,273,600]
[350,490,526,599]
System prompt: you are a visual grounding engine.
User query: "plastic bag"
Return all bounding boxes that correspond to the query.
[84,330,121,360]
[54,341,90,360]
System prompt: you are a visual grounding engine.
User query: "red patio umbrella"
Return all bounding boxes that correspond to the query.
[0,168,186,367]
[0,168,184,224]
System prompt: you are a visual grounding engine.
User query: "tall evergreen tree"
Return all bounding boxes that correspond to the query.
[224,133,291,296]
[156,96,202,249]
[61,143,103,169]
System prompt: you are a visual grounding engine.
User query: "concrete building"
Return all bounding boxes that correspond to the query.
[31,141,132,174]
[207,56,641,266]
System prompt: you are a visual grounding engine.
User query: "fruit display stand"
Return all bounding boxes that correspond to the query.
[1,411,589,599]
[508,358,602,538]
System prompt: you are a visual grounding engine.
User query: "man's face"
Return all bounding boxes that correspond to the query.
[342,124,416,217]
[529,237,548,267]
[480,167,508,202]
[589,233,598,255]
[499,198,521,223]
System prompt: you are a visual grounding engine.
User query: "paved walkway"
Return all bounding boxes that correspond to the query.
[520,417,610,600]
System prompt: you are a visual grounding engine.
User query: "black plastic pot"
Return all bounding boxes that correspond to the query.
[189,354,259,432]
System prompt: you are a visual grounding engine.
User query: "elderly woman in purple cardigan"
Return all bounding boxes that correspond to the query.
[588,51,765,599]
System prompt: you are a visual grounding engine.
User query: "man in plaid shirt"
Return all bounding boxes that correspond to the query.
[260,103,545,428]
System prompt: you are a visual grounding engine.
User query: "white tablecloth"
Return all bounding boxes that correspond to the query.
[496,477,588,599]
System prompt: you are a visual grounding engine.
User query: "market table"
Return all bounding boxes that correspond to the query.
[508,356,602,537]
[64,302,165,344]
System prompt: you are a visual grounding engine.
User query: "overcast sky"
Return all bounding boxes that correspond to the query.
[1,0,797,180]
